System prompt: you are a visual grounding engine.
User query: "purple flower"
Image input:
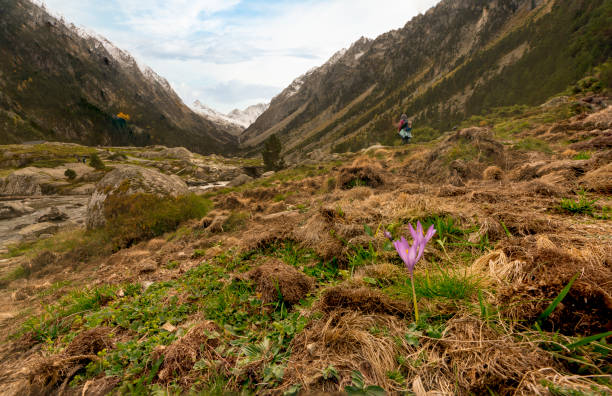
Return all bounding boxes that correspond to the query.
[384,230,393,241]
[392,221,436,277]
[390,221,436,323]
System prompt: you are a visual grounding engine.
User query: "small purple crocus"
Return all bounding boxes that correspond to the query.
[387,221,436,322]
[389,221,436,277]
[384,230,393,241]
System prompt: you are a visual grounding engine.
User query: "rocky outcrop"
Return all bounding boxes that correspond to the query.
[0,170,48,196]
[86,165,189,229]
[228,174,254,188]
[0,201,34,220]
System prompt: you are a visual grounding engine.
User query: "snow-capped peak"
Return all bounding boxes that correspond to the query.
[192,101,268,129]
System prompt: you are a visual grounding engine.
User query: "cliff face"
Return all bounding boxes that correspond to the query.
[0,0,237,154]
[241,0,611,158]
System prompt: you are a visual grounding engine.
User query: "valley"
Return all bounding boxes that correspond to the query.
[0,0,610,394]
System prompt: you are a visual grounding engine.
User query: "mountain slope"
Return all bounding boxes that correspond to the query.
[0,0,237,154]
[241,0,612,158]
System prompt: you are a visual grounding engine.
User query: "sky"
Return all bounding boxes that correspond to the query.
[38,0,439,113]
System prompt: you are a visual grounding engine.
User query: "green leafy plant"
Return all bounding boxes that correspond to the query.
[322,365,340,382]
[345,370,386,395]
[559,191,598,215]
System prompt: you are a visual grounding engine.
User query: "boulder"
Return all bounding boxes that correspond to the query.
[0,201,35,220]
[86,165,189,229]
[0,169,50,196]
[228,174,253,187]
[17,222,59,239]
[261,171,276,178]
[161,147,193,160]
[37,207,69,223]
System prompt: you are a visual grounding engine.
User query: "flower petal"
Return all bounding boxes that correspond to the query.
[405,243,418,274]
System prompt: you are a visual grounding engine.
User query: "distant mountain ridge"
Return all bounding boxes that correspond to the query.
[0,0,238,154]
[241,0,612,158]
[192,101,269,133]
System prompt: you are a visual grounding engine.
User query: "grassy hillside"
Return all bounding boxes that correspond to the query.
[241,0,612,158]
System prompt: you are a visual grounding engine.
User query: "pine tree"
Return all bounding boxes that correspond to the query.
[262,134,285,171]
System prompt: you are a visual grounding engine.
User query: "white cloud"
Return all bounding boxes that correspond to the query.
[40,0,440,112]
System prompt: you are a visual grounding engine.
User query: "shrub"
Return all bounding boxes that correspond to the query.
[103,193,212,249]
[88,153,105,170]
[222,211,249,232]
[64,169,77,180]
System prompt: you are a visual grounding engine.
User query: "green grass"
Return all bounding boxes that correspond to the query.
[444,142,481,164]
[572,151,591,160]
[513,137,553,153]
[384,265,480,303]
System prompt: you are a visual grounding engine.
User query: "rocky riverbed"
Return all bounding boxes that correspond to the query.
[0,196,89,251]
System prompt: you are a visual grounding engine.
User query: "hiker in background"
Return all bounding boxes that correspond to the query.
[398,114,412,144]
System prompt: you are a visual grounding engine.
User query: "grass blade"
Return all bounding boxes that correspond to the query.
[567,331,612,350]
[537,273,579,323]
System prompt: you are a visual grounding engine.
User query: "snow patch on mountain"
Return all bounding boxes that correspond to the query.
[192,101,268,129]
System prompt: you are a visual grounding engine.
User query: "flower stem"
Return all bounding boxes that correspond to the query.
[410,274,419,323]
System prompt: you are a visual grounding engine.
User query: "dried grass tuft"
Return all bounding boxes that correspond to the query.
[496,236,612,335]
[241,259,314,306]
[280,310,411,393]
[318,285,411,318]
[436,316,554,394]
[483,166,504,181]
[471,250,525,285]
[336,158,386,189]
[153,321,224,385]
[28,328,113,395]
[581,163,612,193]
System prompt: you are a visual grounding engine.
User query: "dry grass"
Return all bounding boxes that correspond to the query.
[280,310,412,393]
[153,321,226,386]
[490,236,612,335]
[336,157,386,189]
[483,165,504,181]
[240,259,314,306]
[318,284,411,318]
[581,162,612,193]
[28,328,113,395]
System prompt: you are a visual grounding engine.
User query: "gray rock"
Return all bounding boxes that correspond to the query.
[37,207,69,222]
[0,172,46,196]
[17,222,59,239]
[228,174,253,187]
[261,171,276,178]
[161,147,193,160]
[0,201,35,220]
[86,165,189,229]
